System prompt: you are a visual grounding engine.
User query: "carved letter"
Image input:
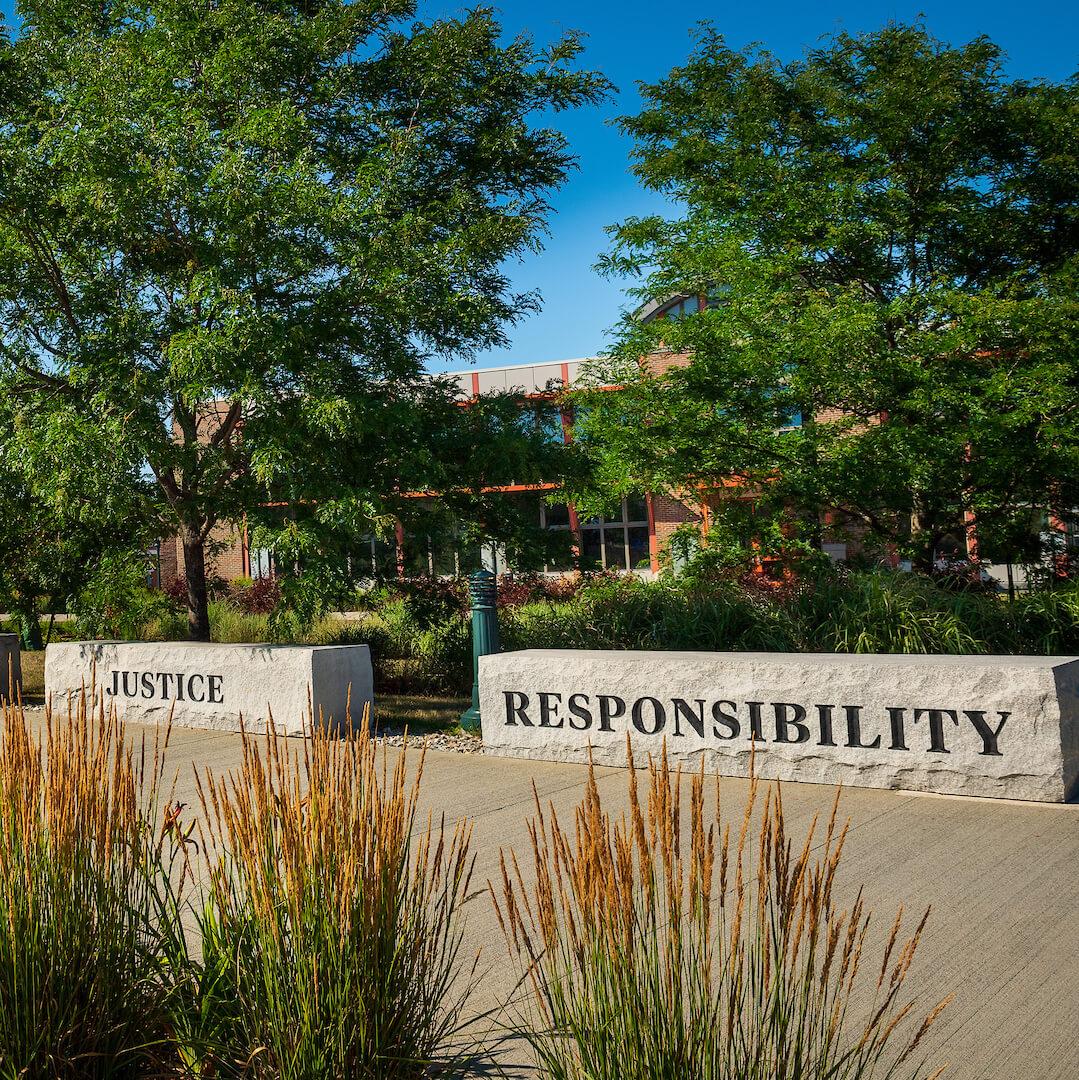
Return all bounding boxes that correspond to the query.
[886,707,909,751]
[711,700,740,740]
[597,695,626,732]
[208,674,224,705]
[568,694,592,730]
[746,701,765,741]
[816,704,837,746]
[773,702,810,744]
[188,674,206,703]
[503,691,532,726]
[964,710,1009,756]
[672,698,706,738]
[538,692,564,728]
[631,697,666,736]
[845,705,881,749]
[912,709,959,753]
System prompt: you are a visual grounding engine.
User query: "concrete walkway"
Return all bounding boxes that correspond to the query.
[17,709,1079,1078]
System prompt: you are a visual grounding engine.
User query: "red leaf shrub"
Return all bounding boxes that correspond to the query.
[229,576,281,614]
[161,576,188,605]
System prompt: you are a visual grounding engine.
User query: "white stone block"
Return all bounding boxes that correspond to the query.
[479,649,1079,803]
[0,634,21,704]
[45,641,373,735]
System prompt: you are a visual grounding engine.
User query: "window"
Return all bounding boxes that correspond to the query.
[145,542,161,588]
[540,500,575,572]
[579,498,651,571]
[250,548,276,580]
[518,404,567,444]
[401,525,480,578]
[350,535,398,579]
[651,295,701,322]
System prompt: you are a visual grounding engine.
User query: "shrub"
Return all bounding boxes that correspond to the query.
[72,554,176,641]
[182,716,479,1078]
[161,575,189,606]
[227,576,282,615]
[795,571,988,654]
[0,697,185,1078]
[494,748,950,1080]
[394,578,468,630]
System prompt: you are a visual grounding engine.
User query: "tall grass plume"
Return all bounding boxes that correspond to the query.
[183,709,479,1078]
[0,696,183,1079]
[494,743,951,1080]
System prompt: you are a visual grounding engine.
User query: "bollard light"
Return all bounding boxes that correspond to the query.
[460,568,500,733]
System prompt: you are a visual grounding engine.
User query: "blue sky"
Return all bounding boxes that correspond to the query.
[3,0,1076,371]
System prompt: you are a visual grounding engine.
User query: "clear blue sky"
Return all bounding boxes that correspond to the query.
[3,0,1076,371]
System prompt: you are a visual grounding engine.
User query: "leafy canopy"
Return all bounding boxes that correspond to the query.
[573,24,1079,567]
[0,0,608,635]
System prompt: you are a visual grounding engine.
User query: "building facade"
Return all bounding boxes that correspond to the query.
[154,349,715,589]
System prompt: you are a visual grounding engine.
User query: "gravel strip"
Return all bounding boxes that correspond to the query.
[373,727,483,754]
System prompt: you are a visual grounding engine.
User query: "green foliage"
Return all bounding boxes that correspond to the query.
[797,573,987,654]
[0,0,608,638]
[70,553,175,642]
[575,23,1079,568]
[0,403,157,649]
[96,570,1079,699]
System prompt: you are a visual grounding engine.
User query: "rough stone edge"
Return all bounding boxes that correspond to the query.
[481,741,1065,803]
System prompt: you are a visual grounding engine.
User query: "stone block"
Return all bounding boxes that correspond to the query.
[45,641,373,735]
[0,634,21,704]
[480,649,1079,802]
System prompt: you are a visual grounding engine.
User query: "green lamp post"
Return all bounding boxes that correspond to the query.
[460,569,500,733]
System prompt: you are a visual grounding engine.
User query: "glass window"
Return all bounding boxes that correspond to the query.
[372,537,397,577]
[581,528,602,569]
[625,495,648,523]
[402,536,431,577]
[431,532,458,577]
[628,526,651,569]
[539,407,565,444]
[519,405,565,444]
[604,529,628,571]
[658,295,700,321]
[572,498,651,572]
[544,502,570,528]
[251,548,276,580]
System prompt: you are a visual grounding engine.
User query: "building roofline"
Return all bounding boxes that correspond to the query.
[441,357,598,377]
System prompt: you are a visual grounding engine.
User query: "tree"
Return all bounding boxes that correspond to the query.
[573,25,1079,571]
[0,0,608,639]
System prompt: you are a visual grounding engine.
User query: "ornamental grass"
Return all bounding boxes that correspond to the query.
[181,710,479,1079]
[493,745,951,1080]
[0,696,185,1079]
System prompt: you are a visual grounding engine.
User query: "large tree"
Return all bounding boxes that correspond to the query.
[0,0,607,638]
[574,25,1079,570]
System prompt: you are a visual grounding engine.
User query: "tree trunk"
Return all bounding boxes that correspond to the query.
[909,506,935,572]
[181,522,212,642]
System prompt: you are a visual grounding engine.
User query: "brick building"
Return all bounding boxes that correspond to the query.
[149,291,882,589]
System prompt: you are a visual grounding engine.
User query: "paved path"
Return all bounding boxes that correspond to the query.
[16,709,1079,1078]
